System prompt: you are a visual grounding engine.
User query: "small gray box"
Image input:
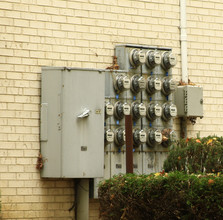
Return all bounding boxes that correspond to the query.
[174,85,203,117]
[41,67,105,178]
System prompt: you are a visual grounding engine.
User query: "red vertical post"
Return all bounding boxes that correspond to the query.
[125,115,133,174]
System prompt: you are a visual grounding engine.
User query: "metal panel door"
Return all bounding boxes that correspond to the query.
[61,69,104,178]
[41,67,104,178]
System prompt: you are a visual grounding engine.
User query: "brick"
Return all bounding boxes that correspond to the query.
[21,11,36,20]
[9,180,25,187]
[0,33,13,41]
[13,3,29,11]
[0,17,14,26]
[51,15,67,23]
[0,2,13,10]
[5,10,21,18]
[0,48,13,56]
[24,195,40,203]
[30,21,45,29]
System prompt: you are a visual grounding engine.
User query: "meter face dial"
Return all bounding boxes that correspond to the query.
[162,51,177,69]
[105,103,114,117]
[133,129,147,146]
[154,130,162,143]
[114,102,130,119]
[147,77,161,95]
[162,103,177,121]
[170,105,177,117]
[132,102,146,120]
[139,130,147,143]
[147,129,162,147]
[146,50,161,68]
[105,129,114,143]
[115,75,130,93]
[147,103,162,121]
[129,49,146,67]
[131,75,146,94]
[139,103,146,116]
[123,103,131,115]
[169,53,177,66]
[162,77,176,95]
[154,104,162,117]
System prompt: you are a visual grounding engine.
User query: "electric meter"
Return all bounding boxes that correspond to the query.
[162,51,177,69]
[114,127,126,146]
[146,76,162,95]
[162,103,177,121]
[162,77,177,95]
[114,75,130,93]
[129,49,146,67]
[133,129,147,146]
[147,129,162,147]
[131,102,146,120]
[162,129,177,147]
[145,50,161,68]
[131,75,146,94]
[105,102,114,117]
[104,129,114,144]
[114,101,130,120]
[147,103,162,121]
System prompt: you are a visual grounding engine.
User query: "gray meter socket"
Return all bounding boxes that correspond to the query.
[147,129,162,147]
[129,49,146,67]
[133,129,147,147]
[131,75,146,94]
[146,76,162,95]
[162,77,177,95]
[114,127,126,146]
[162,51,177,69]
[114,75,130,93]
[147,103,162,121]
[162,103,177,121]
[114,101,130,120]
[131,102,146,120]
[145,50,161,68]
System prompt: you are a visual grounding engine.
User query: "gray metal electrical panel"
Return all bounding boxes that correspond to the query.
[41,67,105,178]
[174,85,203,117]
[102,44,178,180]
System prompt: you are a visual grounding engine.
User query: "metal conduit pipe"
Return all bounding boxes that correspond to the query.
[180,0,188,138]
[180,0,188,83]
[76,179,89,220]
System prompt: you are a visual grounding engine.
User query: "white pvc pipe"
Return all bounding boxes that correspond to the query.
[180,0,188,83]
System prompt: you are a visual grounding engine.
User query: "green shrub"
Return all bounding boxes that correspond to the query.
[98,172,223,220]
[163,136,223,174]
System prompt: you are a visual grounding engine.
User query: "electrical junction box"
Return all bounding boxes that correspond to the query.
[40,67,105,178]
[174,85,203,117]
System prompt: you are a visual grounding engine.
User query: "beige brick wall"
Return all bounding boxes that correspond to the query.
[0,0,223,219]
[89,199,100,220]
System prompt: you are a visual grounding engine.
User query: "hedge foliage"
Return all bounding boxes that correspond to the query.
[164,136,223,174]
[98,172,223,220]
